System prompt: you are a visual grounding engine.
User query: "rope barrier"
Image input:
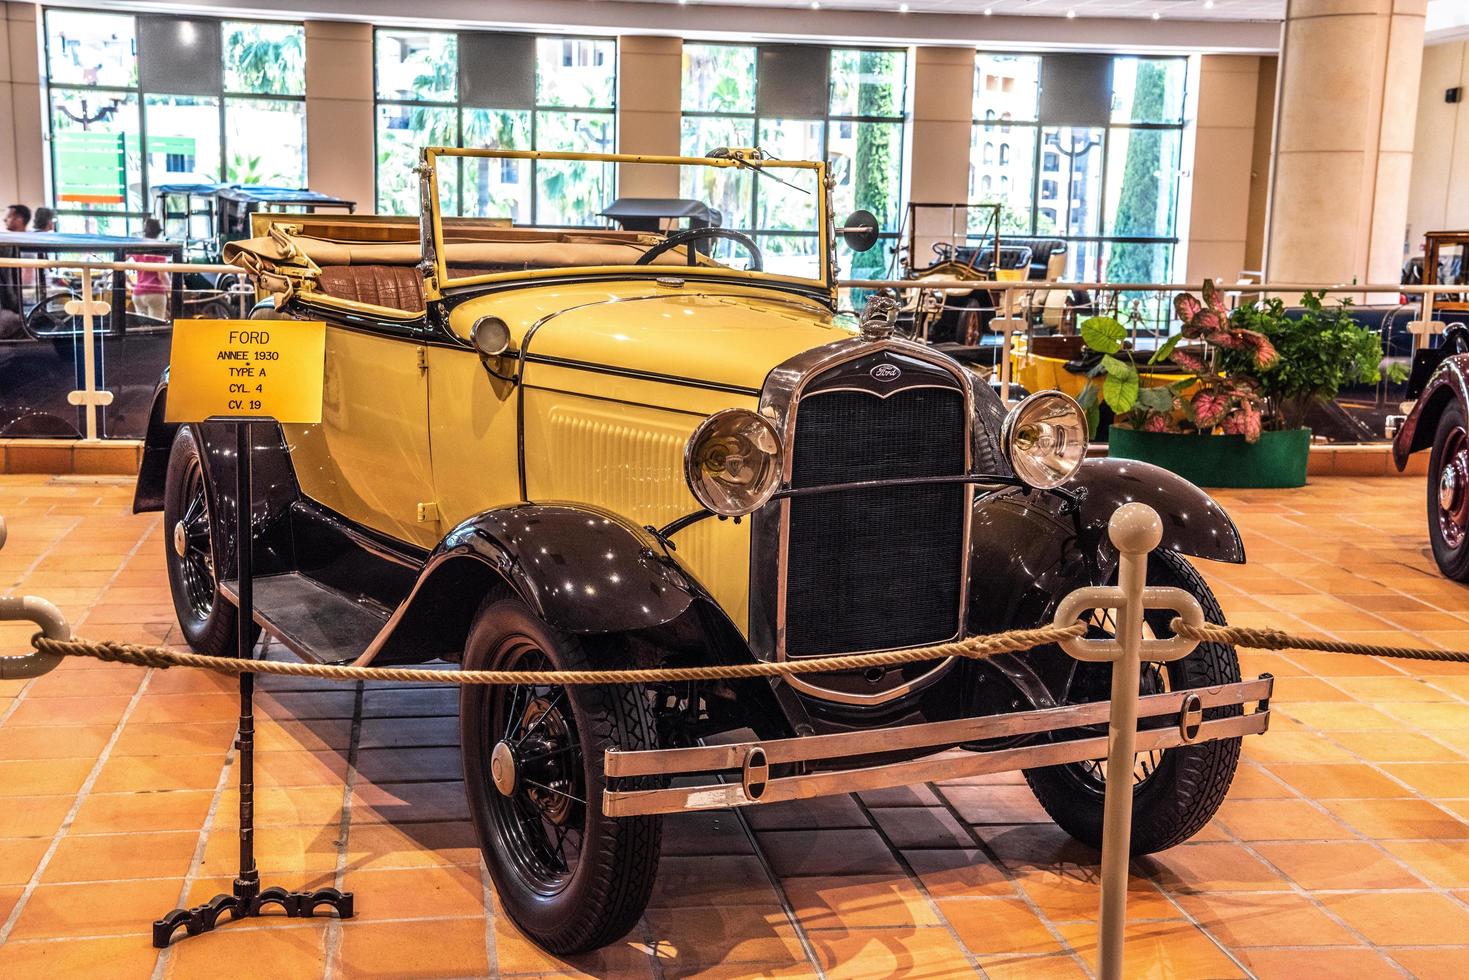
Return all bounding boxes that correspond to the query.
[25,618,1469,687]
[29,622,1088,685]
[1172,620,1469,665]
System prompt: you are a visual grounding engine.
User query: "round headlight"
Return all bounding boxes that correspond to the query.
[1001,391,1087,489]
[684,408,783,517]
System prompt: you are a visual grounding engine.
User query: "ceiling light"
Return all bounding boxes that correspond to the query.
[1152,10,1161,18]
[1066,8,1077,17]
[984,6,993,14]
[1204,0,1215,7]
[899,2,910,10]
[810,0,819,7]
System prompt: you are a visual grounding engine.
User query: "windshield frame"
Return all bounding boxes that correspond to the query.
[417,147,833,303]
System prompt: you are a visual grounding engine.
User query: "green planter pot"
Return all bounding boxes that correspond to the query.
[1107,426,1311,489]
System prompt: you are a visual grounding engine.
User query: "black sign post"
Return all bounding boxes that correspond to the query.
[152,419,354,947]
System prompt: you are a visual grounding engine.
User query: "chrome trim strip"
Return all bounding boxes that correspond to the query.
[751,335,979,703]
[606,677,1272,777]
[604,709,1271,816]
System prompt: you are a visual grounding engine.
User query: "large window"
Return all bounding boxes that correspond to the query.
[43,11,307,234]
[969,53,1186,282]
[680,44,908,282]
[374,30,616,224]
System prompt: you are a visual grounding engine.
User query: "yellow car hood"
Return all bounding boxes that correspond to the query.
[451,282,855,393]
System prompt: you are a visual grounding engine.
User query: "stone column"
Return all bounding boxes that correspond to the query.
[617,36,682,199]
[304,21,375,212]
[910,47,975,262]
[1264,0,1427,286]
[0,3,44,209]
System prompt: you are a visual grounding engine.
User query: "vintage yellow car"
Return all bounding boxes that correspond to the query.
[134,148,1268,953]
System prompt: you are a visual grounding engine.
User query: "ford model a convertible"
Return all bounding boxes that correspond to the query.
[135,148,1267,953]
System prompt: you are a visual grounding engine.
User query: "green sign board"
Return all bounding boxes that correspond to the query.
[55,131,126,205]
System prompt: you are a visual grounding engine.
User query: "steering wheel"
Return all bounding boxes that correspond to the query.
[635,227,764,272]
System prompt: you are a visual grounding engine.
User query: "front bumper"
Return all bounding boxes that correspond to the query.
[603,675,1272,817]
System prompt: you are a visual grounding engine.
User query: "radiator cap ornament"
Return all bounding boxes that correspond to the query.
[858,292,900,341]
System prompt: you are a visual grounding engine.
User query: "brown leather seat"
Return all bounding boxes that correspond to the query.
[317,265,425,313]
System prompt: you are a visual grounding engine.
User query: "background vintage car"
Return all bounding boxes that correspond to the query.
[132,148,1260,954]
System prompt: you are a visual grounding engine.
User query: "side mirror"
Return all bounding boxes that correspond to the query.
[840,210,880,253]
[471,316,510,358]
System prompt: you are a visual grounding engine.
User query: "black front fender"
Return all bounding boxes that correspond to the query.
[370,503,698,664]
[1072,457,1244,565]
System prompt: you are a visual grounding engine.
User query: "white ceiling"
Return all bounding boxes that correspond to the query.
[607,0,1284,23]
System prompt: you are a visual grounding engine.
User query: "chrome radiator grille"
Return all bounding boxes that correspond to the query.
[782,360,969,658]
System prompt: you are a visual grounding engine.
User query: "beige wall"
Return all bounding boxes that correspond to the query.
[1243,55,1277,275]
[617,36,682,199]
[1406,40,1469,250]
[0,3,43,210]
[1184,55,1263,284]
[304,20,375,212]
[908,47,974,263]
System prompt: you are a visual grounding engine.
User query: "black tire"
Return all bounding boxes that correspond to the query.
[461,598,661,953]
[163,425,259,656]
[1023,550,1242,854]
[1427,401,1469,581]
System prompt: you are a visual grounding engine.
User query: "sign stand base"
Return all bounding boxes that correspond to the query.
[153,420,354,948]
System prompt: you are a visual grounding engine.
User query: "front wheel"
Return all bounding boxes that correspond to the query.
[460,598,661,953]
[163,425,259,656]
[1427,401,1469,580]
[1024,550,1242,854]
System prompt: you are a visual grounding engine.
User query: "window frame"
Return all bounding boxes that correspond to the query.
[41,8,307,233]
[969,50,1189,283]
[371,28,618,225]
[679,41,909,275]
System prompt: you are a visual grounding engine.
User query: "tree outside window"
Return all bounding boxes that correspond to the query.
[373,30,615,224]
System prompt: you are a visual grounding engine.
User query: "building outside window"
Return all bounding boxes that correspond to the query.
[968,52,1187,284]
[680,43,908,283]
[43,10,307,235]
[374,30,616,225]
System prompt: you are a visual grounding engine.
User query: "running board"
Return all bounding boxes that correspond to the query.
[221,572,390,665]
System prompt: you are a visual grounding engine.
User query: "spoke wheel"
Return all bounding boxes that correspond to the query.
[484,641,586,896]
[162,425,258,657]
[461,598,661,954]
[1022,549,1242,855]
[175,456,216,623]
[1428,402,1469,580]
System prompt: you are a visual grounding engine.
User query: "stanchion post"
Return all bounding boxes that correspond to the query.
[1097,503,1164,980]
[152,419,353,947]
[233,421,260,906]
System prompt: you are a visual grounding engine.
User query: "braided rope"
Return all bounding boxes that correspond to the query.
[1172,619,1469,665]
[30,622,1089,686]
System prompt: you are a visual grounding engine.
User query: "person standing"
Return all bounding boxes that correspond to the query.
[128,218,171,321]
[4,204,30,232]
[31,207,55,232]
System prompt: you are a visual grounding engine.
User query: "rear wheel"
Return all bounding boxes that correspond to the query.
[461,598,661,953]
[1427,401,1469,580]
[1023,550,1242,854]
[163,426,258,656]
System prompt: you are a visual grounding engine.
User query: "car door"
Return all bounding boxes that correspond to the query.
[283,320,438,550]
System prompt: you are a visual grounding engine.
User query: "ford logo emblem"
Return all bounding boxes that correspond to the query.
[870,364,901,382]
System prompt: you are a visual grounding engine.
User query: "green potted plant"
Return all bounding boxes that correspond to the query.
[1079,281,1397,489]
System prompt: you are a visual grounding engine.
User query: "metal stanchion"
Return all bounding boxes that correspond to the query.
[0,516,69,680]
[1051,503,1206,980]
[64,267,114,442]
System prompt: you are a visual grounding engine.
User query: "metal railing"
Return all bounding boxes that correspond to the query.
[4,254,1466,442]
[1,256,248,441]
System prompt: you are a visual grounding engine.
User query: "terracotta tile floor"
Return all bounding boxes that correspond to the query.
[2,472,1468,979]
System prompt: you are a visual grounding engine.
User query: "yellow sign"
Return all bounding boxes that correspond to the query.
[164,320,326,424]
